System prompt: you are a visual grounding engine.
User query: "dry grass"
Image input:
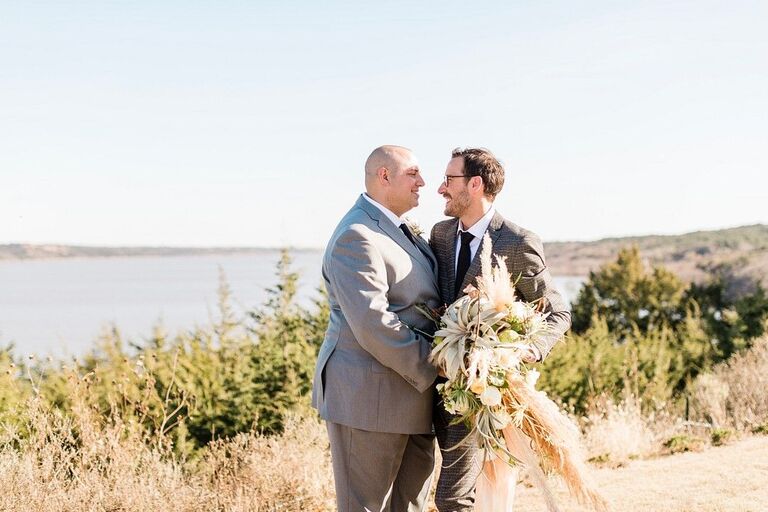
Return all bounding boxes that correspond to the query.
[0,397,195,511]
[0,397,334,512]
[691,336,768,430]
[581,395,683,464]
[580,336,768,465]
[1,394,765,512]
[195,415,334,511]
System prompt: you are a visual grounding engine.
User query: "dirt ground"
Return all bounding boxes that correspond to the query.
[511,435,768,512]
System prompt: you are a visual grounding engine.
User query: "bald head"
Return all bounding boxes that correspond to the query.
[365,145,412,181]
[363,145,424,216]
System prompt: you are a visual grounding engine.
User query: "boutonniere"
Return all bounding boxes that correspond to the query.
[404,217,424,238]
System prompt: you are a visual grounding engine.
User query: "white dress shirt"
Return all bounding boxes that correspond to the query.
[454,206,496,271]
[362,193,404,228]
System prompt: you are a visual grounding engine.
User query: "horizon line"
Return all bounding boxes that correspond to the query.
[2,222,764,251]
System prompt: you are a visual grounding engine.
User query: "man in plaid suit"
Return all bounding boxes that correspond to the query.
[429,147,572,511]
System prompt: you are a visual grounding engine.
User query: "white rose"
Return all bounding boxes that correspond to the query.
[480,386,502,407]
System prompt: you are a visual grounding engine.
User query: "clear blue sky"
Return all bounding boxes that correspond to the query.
[2,1,766,248]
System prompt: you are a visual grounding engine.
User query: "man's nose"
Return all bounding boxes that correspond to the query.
[437,181,446,195]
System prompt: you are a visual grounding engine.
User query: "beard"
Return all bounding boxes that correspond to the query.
[443,189,471,218]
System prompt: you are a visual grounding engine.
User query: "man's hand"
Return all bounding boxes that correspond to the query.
[511,343,541,364]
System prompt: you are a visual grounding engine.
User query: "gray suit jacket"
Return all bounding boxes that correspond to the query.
[312,195,441,434]
[429,212,571,359]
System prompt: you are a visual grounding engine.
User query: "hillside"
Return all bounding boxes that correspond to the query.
[544,224,768,287]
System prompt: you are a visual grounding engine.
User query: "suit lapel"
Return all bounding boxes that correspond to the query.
[356,196,436,279]
[435,218,460,303]
[445,219,458,296]
[414,234,438,278]
[459,212,504,294]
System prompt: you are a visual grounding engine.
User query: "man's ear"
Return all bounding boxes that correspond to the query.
[469,175,484,195]
[378,167,390,184]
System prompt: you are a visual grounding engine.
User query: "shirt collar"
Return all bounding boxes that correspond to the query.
[362,193,405,228]
[457,205,496,239]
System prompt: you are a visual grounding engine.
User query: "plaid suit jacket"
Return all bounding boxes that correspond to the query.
[429,212,570,359]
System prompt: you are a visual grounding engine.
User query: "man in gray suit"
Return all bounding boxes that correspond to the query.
[312,145,442,512]
[429,147,571,511]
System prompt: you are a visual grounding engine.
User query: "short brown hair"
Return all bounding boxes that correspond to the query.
[451,147,505,199]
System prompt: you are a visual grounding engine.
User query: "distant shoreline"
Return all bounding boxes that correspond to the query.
[2,224,767,287]
[0,245,321,261]
[3,223,764,260]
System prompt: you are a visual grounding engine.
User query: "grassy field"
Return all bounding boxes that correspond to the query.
[513,435,768,512]
[1,327,764,511]
[1,392,765,511]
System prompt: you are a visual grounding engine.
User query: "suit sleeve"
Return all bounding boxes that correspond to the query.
[514,232,572,360]
[327,227,437,392]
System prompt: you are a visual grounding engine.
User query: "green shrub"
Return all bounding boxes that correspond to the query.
[571,246,687,338]
[4,249,330,455]
[663,434,705,454]
[710,428,734,446]
[541,246,768,415]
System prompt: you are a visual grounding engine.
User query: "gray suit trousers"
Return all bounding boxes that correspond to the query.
[327,422,436,512]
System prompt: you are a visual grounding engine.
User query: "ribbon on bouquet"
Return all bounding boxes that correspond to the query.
[475,424,560,512]
[475,376,609,512]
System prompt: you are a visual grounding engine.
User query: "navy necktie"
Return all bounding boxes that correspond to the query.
[400,223,434,270]
[399,223,415,244]
[455,231,474,297]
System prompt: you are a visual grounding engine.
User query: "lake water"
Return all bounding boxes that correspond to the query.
[0,251,584,358]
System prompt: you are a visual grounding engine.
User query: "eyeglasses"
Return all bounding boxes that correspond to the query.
[442,174,470,187]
